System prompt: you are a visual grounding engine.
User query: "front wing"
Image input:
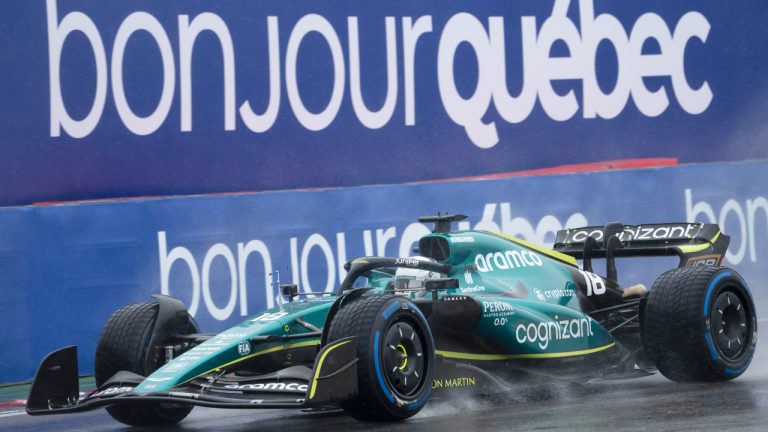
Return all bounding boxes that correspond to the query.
[26,338,357,415]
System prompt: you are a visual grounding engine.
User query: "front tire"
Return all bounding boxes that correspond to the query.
[643,266,757,381]
[327,295,435,421]
[95,302,195,426]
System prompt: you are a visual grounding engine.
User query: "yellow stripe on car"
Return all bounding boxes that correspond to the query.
[493,232,579,267]
[436,342,615,361]
[679,231,720,254]
[309,339,352,399]
[182,339,319,386]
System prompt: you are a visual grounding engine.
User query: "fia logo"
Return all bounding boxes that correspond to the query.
[464,270,474,285]
[534,288,546,302]
[238,341,251,356]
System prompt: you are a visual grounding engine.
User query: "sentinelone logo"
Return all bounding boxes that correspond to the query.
[47,0,711,148]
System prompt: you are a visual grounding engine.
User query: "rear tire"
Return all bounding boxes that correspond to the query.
[643,266,757,381]
[95,302,194,426]
[327,295,434,421]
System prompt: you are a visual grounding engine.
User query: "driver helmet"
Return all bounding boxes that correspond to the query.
[393,256,441,291]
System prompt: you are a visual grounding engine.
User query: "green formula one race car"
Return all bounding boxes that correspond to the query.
[26,215,757,426]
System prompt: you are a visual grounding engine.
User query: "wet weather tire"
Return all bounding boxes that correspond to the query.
[327,295,435,421]
[95,302,194,426]
[643,266,757,382]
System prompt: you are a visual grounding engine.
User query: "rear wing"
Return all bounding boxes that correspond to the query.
[553,222,729,279]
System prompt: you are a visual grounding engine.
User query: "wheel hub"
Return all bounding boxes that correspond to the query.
[395,344,408,370]
[382,321,424,396]
[710,290,749,360]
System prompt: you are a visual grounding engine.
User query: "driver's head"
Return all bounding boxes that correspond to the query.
[394,256,440,291]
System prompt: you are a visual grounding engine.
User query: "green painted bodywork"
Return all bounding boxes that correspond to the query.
[135,230,616,394]
[428,231,614,359]
[134,299,332,393]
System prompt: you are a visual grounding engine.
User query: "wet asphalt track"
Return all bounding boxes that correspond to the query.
[4,322,768,432]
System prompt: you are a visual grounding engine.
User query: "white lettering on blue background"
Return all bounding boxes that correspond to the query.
[47,0,711,148]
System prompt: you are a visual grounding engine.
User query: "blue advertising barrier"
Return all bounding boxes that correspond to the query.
[2,159,768,383]
[1,0,768,205]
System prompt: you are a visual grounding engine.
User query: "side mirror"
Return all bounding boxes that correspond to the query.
[425,278,459,301]
[281,284,298,301]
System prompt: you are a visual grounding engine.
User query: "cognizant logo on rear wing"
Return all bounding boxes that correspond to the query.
[552,222,730,268]
[562,223,704,244]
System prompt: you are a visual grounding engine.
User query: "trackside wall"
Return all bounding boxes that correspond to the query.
[1,160,768,383]
[2,1,768,205]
